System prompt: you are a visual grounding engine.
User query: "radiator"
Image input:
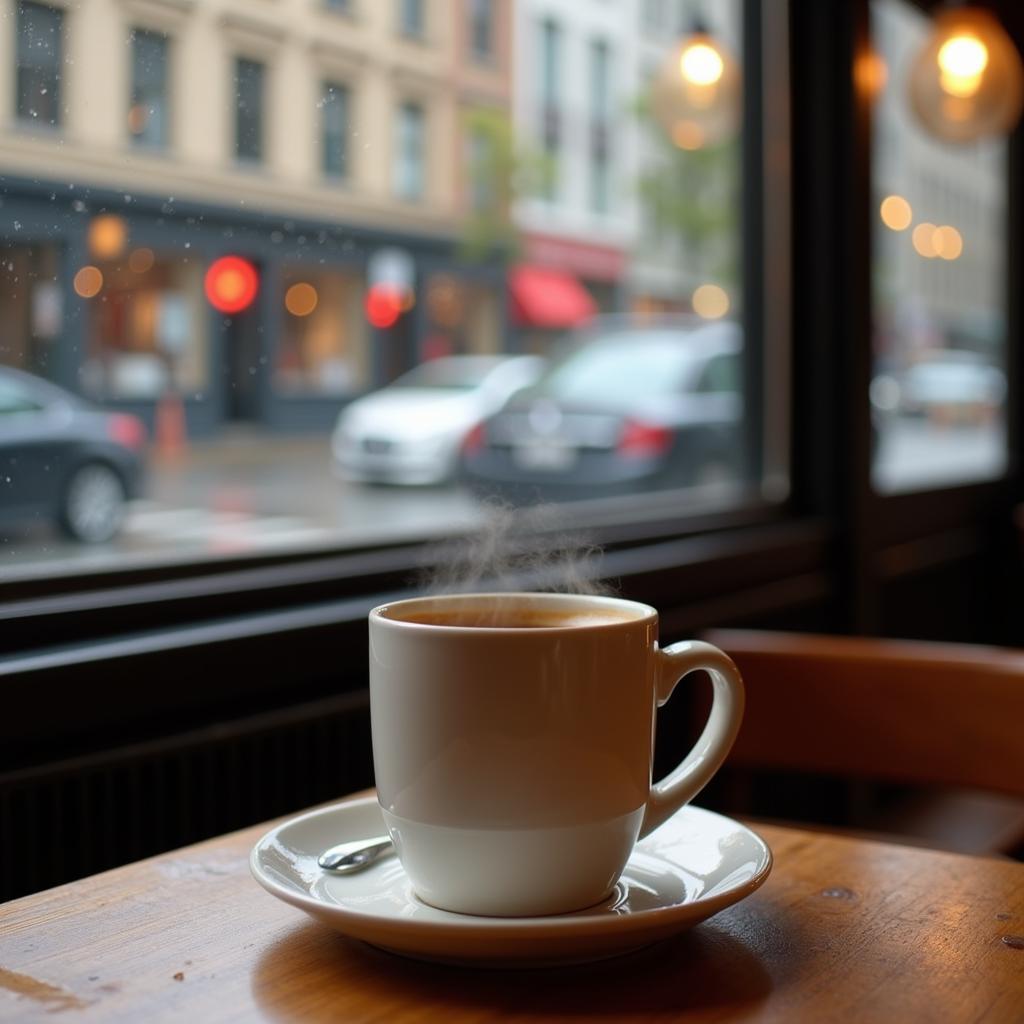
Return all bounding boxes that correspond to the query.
[0,690,373,902]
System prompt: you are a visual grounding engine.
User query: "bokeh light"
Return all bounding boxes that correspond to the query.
[880,195,912,231]
[285,282,319,317]
[938,35,988,97]
[692,283,729,319]
[88,214,128,260]
[128,247,155,273]
[680,42,724,87]
[912,222,939,258]
[204,256,259,314]
[365,285,403,329]
[73,266,103,298]
[934,225,963,260]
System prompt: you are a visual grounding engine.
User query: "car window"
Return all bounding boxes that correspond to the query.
[694,354,741,394]
[0,379,45,415]
[535,336,702,406]
[391,358,503,390]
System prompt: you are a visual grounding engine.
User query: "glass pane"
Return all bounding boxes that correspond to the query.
[16,1,63,126]
[129,29,169,148]
[234,58,264,163]
[322,82,350,179]
[0,1,761,575]
[871,0,1008,493]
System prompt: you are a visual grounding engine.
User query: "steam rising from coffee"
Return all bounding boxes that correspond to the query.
[419,502,615,597]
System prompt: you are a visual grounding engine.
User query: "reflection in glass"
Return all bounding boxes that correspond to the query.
[871,0,1008,493]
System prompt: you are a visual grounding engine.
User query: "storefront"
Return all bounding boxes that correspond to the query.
[0,178,510,436]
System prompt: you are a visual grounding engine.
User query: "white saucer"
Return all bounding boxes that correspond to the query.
[250,795,772,967]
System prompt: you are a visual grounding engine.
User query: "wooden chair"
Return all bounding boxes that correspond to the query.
[701,629,1024,855]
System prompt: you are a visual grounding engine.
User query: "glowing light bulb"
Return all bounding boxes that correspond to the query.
[680,42,725,86]
[937,35,989,97]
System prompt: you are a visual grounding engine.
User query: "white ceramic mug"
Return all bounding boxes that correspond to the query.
[369,592,744,917]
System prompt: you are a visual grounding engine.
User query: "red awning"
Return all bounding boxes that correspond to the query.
[508,265,597,329]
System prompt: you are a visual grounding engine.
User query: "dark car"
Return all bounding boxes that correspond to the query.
[461,320,744,502]
[0,367,146,542]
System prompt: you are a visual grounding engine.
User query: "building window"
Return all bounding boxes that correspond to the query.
[234,58,265,163]
[277,267,369,395]
[466,124,494,212]
[589,39,611,214]
[398,0,424,38]
[129,29,170,149]
[81,255,208,400]
[539,17,561,202]
[324,0,352,11]
[15,1,63,127]
[469,0,493,61]
[322,82,350,180]
[394,101,425,201]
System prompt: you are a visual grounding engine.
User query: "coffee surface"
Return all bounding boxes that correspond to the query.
[394,607,637,629]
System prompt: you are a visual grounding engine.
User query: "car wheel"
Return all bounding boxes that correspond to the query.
[59,462,127,543]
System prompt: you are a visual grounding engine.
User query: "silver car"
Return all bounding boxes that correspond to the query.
[332,355,546,486]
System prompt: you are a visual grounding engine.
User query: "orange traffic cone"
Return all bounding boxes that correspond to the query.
[155,391,187,462]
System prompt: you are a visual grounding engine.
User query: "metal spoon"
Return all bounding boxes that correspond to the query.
[318,835,394,874]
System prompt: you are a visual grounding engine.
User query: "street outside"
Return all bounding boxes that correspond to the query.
[0,416,1007,582]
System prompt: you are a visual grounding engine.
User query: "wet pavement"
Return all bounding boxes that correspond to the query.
[0,418,1007,582]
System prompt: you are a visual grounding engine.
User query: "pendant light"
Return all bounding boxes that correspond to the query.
[650,12,740,151]
[908,6,1024,144]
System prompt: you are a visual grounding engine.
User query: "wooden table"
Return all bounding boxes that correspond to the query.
[2,796,1024,1023]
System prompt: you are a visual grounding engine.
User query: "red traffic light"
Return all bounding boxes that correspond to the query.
[205,256,259,314]
[365,284,403,329]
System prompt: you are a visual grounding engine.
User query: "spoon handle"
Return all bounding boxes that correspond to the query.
[318,835,394,874]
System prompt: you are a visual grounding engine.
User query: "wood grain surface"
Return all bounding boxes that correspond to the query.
[2,795,1024,1023]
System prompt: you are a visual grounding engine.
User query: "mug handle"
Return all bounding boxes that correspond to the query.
[639,640,745,838]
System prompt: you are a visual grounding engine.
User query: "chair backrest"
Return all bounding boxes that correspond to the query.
[702,629,1024,800]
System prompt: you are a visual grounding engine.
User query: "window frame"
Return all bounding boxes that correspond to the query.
[3,0,1020,661]
[128,26,171,150]
[321,79,351,181]
[14,0,64,129]
[233,56,266,165]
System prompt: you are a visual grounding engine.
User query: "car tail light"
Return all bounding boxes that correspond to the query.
[462,422,487,455]
[617,419,672,458]
[108,413,147,449]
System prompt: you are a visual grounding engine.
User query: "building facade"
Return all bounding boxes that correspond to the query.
[510,0,636,324]
[0,0,511,434]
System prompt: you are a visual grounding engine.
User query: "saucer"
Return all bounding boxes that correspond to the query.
[250,796,772,967]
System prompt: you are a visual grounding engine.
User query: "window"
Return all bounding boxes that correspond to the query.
[469,0,493,61]
[870,0,1008,493]
[398,0,424,38]
[15,1,63,127]
[539,17,561,201]
[0,0,760,583]
[81,254,208,401]
[277,266,369,395]
[589,39,611,214]
[234,58,265,163]
[129,29,170,148]
[466,124,494,212]
[325,0,352,11]
[322,82,350,180]
[394,101,425,201]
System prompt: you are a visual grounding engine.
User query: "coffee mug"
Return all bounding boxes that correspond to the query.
[369,592,744,917]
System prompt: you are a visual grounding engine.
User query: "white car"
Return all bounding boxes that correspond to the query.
[899,351,1006,422]
[332,355,546,485]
